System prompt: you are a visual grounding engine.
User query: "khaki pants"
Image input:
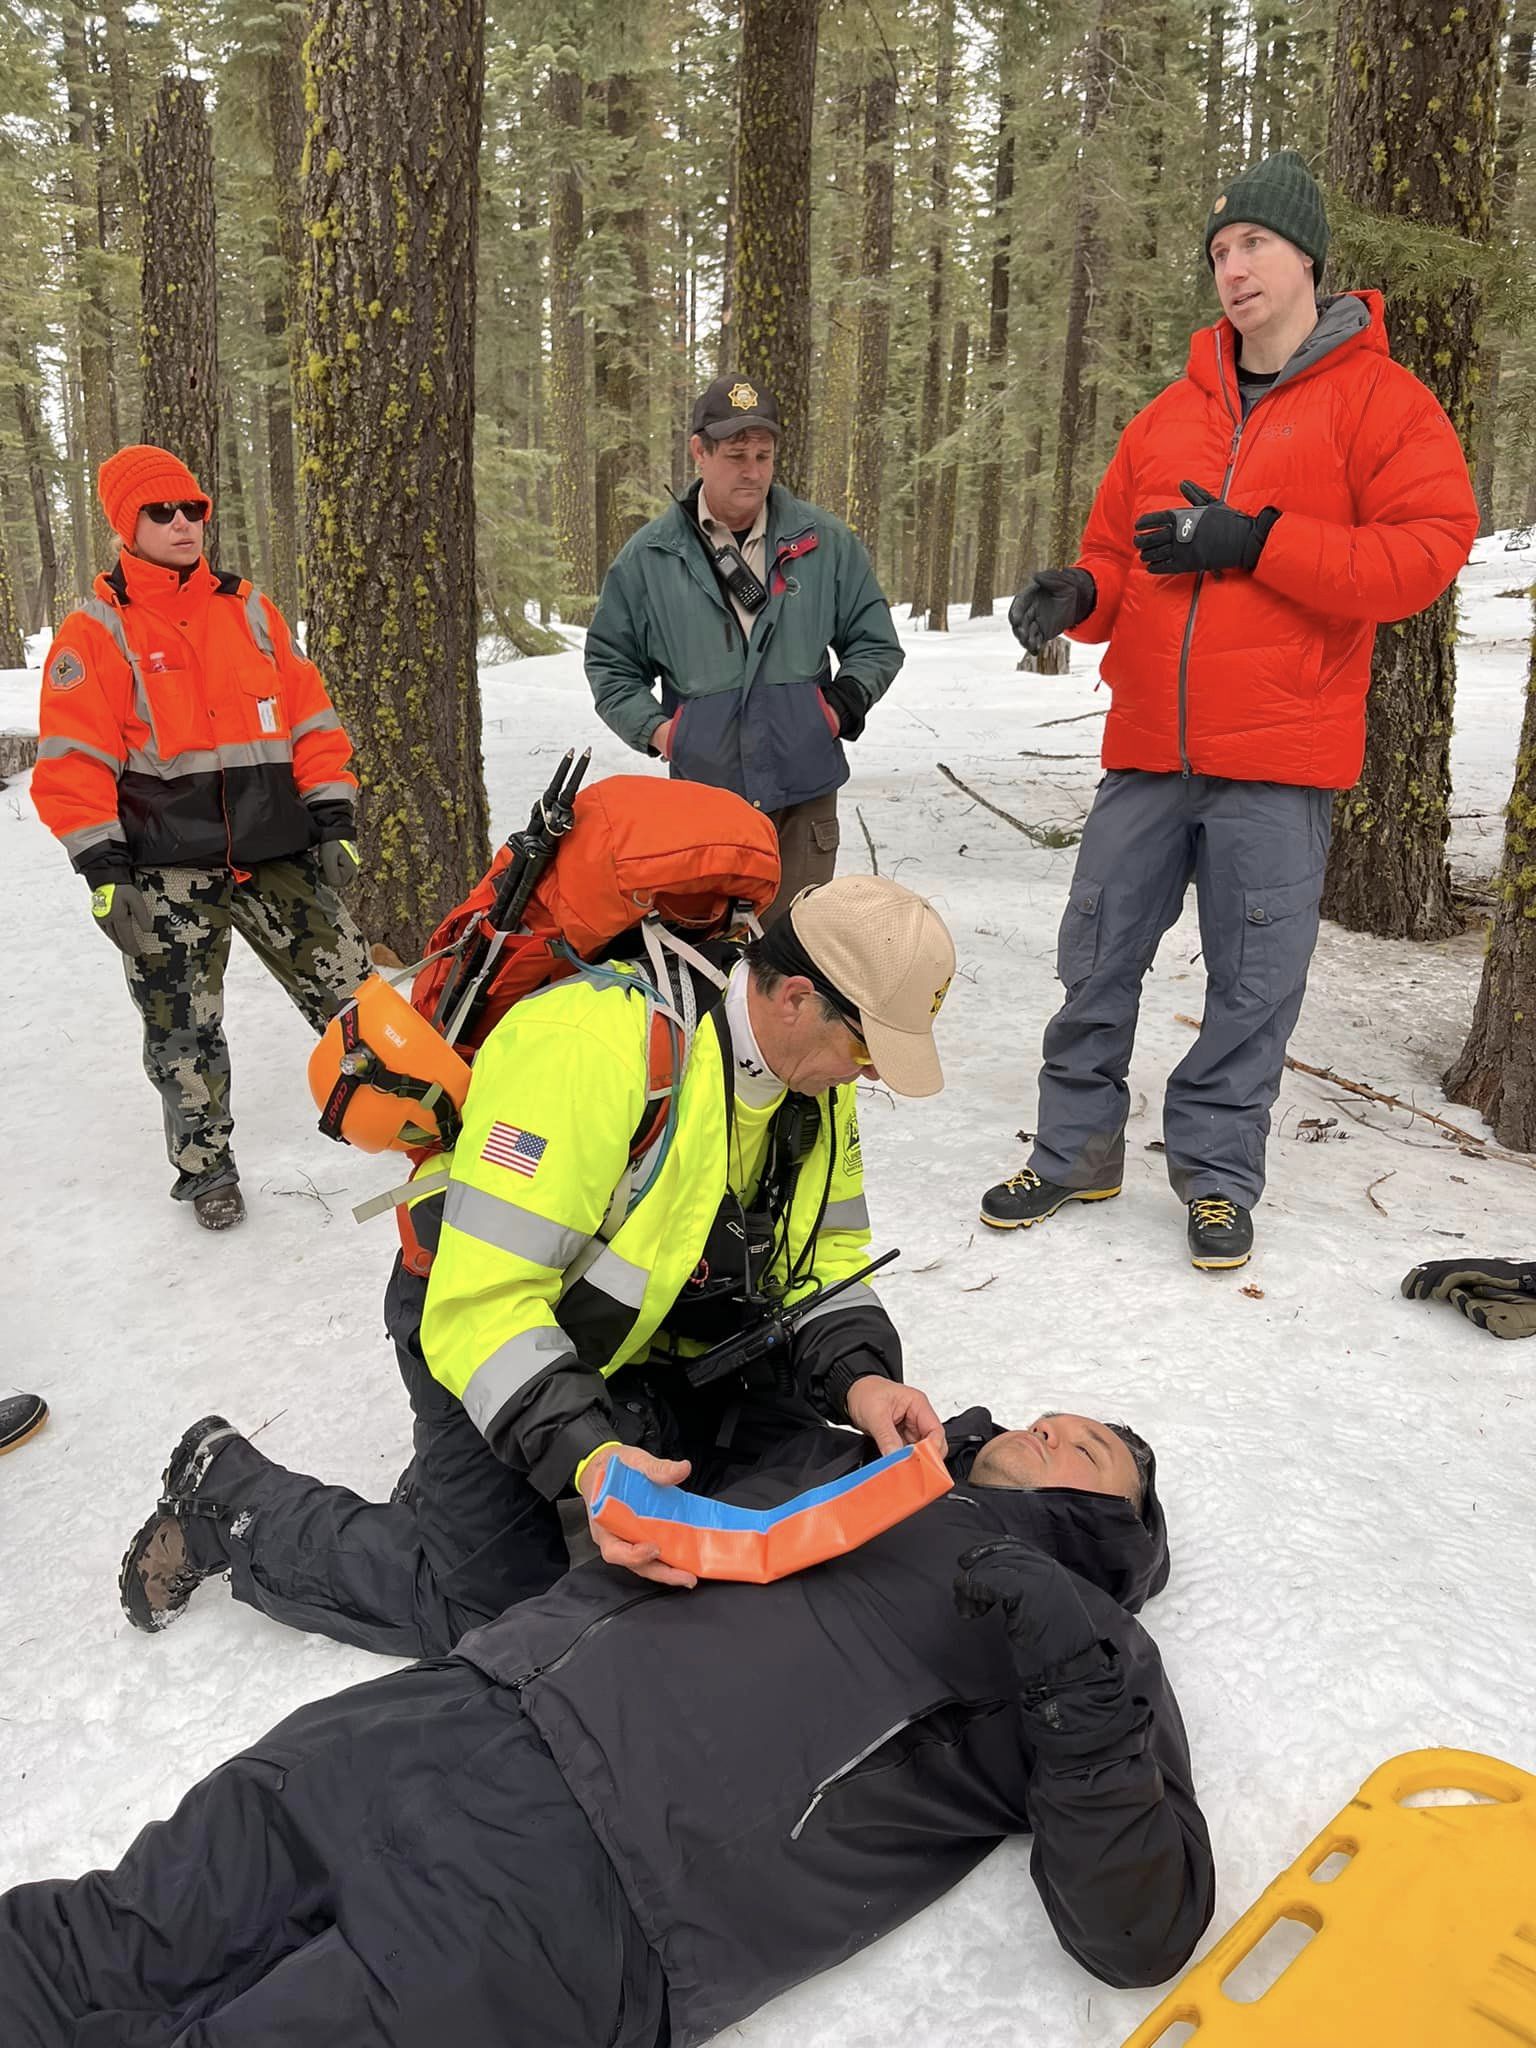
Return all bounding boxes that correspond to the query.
[763,790,840,923]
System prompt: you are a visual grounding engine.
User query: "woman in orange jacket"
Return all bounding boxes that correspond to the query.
[980,150,1478,1273]
[32,444,371,1230]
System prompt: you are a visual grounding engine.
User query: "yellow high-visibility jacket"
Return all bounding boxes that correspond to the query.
[417,970,898,1496]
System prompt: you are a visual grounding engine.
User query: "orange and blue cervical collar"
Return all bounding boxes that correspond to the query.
[591,1436,953,1583]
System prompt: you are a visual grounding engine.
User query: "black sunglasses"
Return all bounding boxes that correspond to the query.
[142,499,209,525]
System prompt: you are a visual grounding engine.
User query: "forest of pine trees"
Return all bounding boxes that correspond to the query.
[2,0,1535,1121]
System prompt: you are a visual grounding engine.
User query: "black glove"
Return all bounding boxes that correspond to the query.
[1133,481,1278,576]
[1402,1257,1536,1340]
[89,881,162,960]
[318,837,360,892]
[1008,569,1096,655]
[955,1539,1143,1758]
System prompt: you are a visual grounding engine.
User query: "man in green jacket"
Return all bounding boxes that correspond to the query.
[586,376,905,918]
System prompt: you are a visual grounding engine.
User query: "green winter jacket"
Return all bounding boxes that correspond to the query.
[584,482,904,812]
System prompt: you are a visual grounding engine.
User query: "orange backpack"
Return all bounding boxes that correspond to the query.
[308,774,781,1160]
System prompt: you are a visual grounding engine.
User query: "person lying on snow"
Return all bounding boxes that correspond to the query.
[2,1407,1214,2048]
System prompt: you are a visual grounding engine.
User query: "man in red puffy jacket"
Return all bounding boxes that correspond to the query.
[981,150,1477,1270]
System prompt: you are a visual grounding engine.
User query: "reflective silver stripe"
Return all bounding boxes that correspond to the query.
[81,597,159,753]
[244,587,276,658]
[303,780,354,803]
[37,734,123,771]
[123,739,294,779]
[217,738,294,770]
[574,1243,648,1311]
[795,1281,885,1328]
[442,1180,586,1272]
[460,1324,573,1436]
[61,820,127,856]
[125,747,220,779]
[821,1195,870,1233]
[290,708,342,741]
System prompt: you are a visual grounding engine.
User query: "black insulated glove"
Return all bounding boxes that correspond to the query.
[1008,568,1096,654]
[1401,1257,1536,1340]
[955,1539,1146,1760]
[1133,481,1278,576]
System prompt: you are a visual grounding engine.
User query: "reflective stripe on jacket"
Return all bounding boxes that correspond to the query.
[1068,290,1478,789]
[32,550,356,876]
[418,972,893,1497]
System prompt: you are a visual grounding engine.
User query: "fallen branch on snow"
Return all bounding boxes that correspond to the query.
[1366,1171,1396,1216]
[937,763,1082,847]
[1035,708,1107,728]
[1173,1013,1536,1173]
[856,804,879,876]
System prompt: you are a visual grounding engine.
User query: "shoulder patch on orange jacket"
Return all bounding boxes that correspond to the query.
[48,648,87,691]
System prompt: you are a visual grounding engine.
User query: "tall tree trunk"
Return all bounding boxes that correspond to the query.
[594,70,653,584]
[262,4,305,618]
[812,79,861,520]
[731,0,821,491]
[10,343,60,630]
[140,75,219,555]
[926,320,968,631]
[1444,638,1536,1145]
[61,8,116,569]
[218,385,251,579]
[845,59,896,561]
[100,0,139,429]
[1011,422,1045,585]
[548,62,595,622]
[1321,0,1502,939]
[1204,3,1226,186]
[0,510,23,667]
[910,0,956,611]
[1049,4,1112,566]
[303,0,490,954]
[1473,17,1533,533]
[970,86,1015,617]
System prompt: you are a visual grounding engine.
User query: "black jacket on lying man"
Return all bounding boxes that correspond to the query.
[1,1408,1215,2048]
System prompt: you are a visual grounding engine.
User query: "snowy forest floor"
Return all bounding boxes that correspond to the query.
[3,541,1535,2045]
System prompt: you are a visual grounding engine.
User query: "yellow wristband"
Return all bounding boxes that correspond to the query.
[573,1440,622,1493]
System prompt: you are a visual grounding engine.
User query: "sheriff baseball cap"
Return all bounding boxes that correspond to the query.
[691,374,781,442]
[789,876,956,1098]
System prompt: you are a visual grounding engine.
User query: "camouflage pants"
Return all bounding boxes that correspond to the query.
[123,857,372,1202]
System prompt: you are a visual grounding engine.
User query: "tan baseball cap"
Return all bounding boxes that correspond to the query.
[789,876,956,1098]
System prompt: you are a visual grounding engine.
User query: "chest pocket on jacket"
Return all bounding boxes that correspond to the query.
[790,1697,1003,1840]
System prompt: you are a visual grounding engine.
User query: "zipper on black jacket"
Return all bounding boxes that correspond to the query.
[1175,329,1270,777]
[508,1588,661,1690]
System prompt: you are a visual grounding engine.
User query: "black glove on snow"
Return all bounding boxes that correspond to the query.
[1133,481,1279,576]
[955,1539,1145,1759]
[1008,569,1097,654]
[1401,1257,1536,1340]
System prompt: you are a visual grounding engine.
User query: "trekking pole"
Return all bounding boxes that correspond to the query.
[434,747,591,1043]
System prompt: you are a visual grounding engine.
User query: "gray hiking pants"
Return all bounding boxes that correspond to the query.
[1029,769,1332,1209]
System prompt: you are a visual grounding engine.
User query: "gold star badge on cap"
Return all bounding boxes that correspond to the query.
[727,382,759,411]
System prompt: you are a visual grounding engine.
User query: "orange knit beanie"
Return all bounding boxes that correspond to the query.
[97,444,210,544]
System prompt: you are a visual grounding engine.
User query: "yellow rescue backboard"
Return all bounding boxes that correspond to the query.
[1123,1749,1536,2047]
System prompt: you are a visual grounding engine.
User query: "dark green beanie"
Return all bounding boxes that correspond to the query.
[1204,149,1329,279]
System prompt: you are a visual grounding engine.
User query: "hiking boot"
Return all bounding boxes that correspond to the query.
[980,1164,1122,1230]
[193,1185,245,1231]
[0,1392,47,1454]
[119,1415,242,1633]
[1187,1195,1254,1271]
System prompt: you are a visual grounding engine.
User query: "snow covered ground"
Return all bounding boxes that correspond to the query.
[3,541,1534,2044]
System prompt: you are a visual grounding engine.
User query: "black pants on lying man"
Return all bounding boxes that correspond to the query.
[2,1409,1214,2048]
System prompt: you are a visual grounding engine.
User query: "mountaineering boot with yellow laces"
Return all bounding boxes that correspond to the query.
[980,1164,1122,1230]
[1187,1195,1254,1270]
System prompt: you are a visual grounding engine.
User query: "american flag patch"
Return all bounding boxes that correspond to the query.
[481,1122,548,1178]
